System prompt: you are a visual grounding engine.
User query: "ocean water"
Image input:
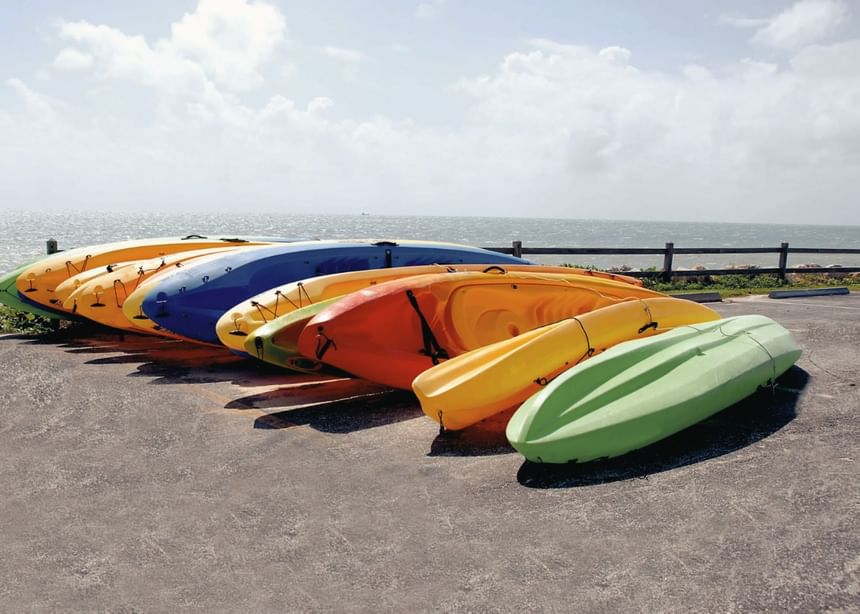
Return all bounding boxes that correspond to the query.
[2,210,859,273]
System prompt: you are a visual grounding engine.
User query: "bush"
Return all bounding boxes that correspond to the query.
[0,305,55,334]
[643,273,790,293]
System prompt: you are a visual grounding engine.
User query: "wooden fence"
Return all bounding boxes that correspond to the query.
[484,241,860,282]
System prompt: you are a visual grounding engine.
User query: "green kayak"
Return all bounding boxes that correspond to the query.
[0,264,70,320]
[507,315,802,464]
[244,296,342,372]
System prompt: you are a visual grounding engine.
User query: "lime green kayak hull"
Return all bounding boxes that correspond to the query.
[507,315,802,464]
[245,297,341,372]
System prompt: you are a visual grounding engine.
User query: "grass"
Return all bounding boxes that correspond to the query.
[642,273,860,298]
[565,264,859,298]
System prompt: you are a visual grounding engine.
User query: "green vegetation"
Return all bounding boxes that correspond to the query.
[643,273,860,298]
[0,305,56,334]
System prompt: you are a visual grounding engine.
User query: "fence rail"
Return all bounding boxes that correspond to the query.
[483,241,860,282]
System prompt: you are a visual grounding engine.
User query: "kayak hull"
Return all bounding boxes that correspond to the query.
[215,264,639,354]
[62,248,248,332]
[142,241,530,346]
[15,236,278,311]
[298,271,663,389]
[506,315,803,464]
[1,264,70,320]
[243,297,339,366]
[413,297,721,431]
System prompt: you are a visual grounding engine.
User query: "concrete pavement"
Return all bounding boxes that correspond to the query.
[0,294,858,612]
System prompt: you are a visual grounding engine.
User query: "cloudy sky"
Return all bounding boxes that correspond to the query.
[1,0,859,223]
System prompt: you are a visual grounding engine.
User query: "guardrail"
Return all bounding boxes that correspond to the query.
[484,241,860,282]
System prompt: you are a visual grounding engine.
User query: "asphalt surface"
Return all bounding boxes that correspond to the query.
[0,294,858,612]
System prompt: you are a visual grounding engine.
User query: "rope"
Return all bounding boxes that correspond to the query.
[112,279,129,308]
[637,299,659,334]
[296,282,313,307]
[742,331,778,393]
[229,314,247,336]
[716,323,778,394]
[572,316,595,365]
[251,301,274,324]
[65,255,91,276]
[131,266,148,293]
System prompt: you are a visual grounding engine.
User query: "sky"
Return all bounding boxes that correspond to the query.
[1,0,859,223]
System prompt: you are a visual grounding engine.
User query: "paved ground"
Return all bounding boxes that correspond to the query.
[0,294,858,612]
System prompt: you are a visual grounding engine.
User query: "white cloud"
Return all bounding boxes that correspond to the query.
[59,0,285,94]
[6,78,59,122]
[416,0,446,20]
[307,97,334,113]
[319,46,370,63]
[167,0,285,90]
[58,19,235,120]
[52,47,93,70]
[717,14,769,29]
[281,62,297,80]
[722,0,849,50]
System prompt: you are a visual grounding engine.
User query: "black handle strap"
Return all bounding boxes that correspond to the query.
[405,289,449,365]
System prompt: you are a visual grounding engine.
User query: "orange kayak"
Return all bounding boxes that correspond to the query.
[296,270,663,389]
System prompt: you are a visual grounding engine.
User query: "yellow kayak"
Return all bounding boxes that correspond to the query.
[215,264,640,354]
[61,248,247,332]
[54,262,139,308]
[15,235,277,311]
[412,297,721,431]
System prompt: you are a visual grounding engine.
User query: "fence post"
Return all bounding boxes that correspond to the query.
[46,239,58,255]
[512,240,522,259]
[778,242,789,281]
[662,242,674,282]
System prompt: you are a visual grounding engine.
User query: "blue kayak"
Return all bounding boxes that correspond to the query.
[141,240,530,345]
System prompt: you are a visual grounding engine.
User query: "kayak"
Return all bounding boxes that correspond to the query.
[15,235,281,311]
[120,247,277,341]
[216,263,631,355]
[140,240,531,346]
[297,269,663,389]
[0,264,71,320]
[506,315,802,464]
[54,262,139,310]
[245,296,342,372]
[412,297,721,431]
[60,247,249,332]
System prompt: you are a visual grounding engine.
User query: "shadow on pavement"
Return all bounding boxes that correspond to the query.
[26,326,309,387]
[517,366,809,488]
[249,389,422,433]
[24,326,425,433]
[427,407,518,457]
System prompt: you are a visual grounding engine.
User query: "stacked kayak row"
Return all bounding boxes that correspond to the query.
[1,235,802,465]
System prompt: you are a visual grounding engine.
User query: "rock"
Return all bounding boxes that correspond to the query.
[727,264,759,271]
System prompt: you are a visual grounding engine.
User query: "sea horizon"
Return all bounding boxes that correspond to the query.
[3,210,859,272]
